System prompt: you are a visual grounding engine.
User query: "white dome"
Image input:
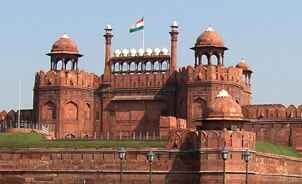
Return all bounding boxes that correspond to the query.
[217,89,230,98]
[205,26,215,32]
[105,24,112,30]
[161,48,169,55]
[138,48,144,56]
[145,48,152,56]
[122,49,129,56]
[130,48,137,56]
[153,48,161,55]
[114,49,121,57]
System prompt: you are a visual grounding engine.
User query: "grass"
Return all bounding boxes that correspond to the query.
[0,133,166,149]
[256,141,301,158]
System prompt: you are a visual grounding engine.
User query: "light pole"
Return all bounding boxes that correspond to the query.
[243,150,252,184]
[146,151,156,184]
[221,149,229,184]
[117,147,126,184]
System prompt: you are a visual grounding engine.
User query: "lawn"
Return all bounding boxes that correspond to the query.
[256,141,301,158]
[0,133,166,149]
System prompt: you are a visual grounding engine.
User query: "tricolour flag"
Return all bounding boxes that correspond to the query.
[129,17,144,33]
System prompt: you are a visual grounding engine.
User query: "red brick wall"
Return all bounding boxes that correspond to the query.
[1,149,302,183]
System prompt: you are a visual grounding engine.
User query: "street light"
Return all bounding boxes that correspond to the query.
[117,147,126,184]
[243,150,252,184]
[146,151,156,184]
[221,149,229,184]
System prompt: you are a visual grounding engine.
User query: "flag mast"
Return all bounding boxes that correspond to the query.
[17,80,21,128]
[142,26,145,49]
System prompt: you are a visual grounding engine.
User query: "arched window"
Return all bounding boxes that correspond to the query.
[162,61,168,71]
[64,101,78,120]
[84,103,91,120]
[211,54,218,65]
[42,101,56,120]
[130,62,136,72]
[146,62,152,71]
[192,98,207,120]
[154,61,160,71]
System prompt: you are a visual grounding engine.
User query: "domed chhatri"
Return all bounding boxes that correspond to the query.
[195,27,225,48]
[207,89,243,120]
[236,59,251,71]
[48,34,81,56]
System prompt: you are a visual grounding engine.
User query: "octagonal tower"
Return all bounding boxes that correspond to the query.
[176,27,252,128]
[33,34,100,139]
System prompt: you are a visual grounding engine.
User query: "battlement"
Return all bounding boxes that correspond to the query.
[243,104,302,120]
[167,129,256,150]
[176,64,250,89]
[35,70,100,89]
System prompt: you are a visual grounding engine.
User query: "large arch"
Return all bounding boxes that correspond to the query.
[42,101,56,121]
[64,101,78,120]
[192,97,207,120]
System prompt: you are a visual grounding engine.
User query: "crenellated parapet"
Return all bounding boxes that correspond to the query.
[176,64,250,89]
[243,104,302,120]
[167,129,256,150]
[35,70,100,89]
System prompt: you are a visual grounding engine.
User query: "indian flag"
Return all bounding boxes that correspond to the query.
[129,18,144,33]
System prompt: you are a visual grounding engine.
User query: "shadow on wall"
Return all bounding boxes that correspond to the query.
[165,129,201,184]
[104,72,176,140]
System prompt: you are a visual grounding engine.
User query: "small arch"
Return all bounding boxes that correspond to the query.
[130,62,136,72]
[137,62,142,72]
[211,54,219,65]
[154,61,160,71]
[84,103,91,120]
[162,61,168,70]
[201,55,208,65]
[122,62,128,72]
[64,101,78,120]
[42,101,56,120]
[114,63,120,72]
[146,61,152,71]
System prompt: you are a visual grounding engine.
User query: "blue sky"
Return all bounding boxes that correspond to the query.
[0,0,302,110]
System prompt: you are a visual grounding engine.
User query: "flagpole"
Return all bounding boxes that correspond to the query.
[18,80,21,128]
[142,28,145,49]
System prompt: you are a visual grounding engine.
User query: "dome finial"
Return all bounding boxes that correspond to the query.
[61,33,70,39]
[217,89,230,98]
[205,26,215,32]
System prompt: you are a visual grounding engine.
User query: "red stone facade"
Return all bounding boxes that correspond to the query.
[30,24,255,139]
[1,22,302,145]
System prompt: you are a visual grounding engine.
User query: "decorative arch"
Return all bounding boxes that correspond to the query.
[42,101,56,120]
[286,105,297,119]
[192,97,207,120]
[64,101,78,120]
[84,103,91,120]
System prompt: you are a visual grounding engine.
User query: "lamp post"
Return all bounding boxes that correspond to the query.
[221,149,229,184]
[117,147,126,184]
[243,150,252,184]
[146,151,156,184]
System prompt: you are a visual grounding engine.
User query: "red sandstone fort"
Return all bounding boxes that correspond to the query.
[2,22,302,183]
[1,22,302,147]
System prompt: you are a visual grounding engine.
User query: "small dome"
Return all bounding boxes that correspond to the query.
[195,27,225,48]
[236,59,251,71]
[207,90,243,120]
[48,34,80,55]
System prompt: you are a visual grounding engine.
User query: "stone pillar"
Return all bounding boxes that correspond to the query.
[104,24,113,83]
[169,21,178,72]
